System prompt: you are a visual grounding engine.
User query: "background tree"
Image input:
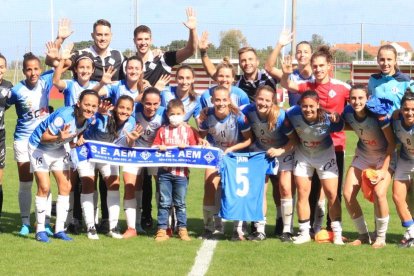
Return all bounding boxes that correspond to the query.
[218,29,248,58]
[310,33,327,50]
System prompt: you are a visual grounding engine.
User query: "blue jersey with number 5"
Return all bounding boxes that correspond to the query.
[219,152,278,221]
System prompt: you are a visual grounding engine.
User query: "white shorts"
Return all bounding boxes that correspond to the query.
[394,157,414,181]
[276,149,294,172]
[351,148,396,172]
[122,166,158,176]
[293,147,338,179]
[28,145,70,172]
[14,139,30,163]
[77,160,119,178]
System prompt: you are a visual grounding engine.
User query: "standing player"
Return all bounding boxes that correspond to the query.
[198,85,253,240]
[0,53,13,225]
[242,85,297,241]
[392,91,414,247]
[28,89,100,242]
[368,44,413,115]
[281,46,350,234]
[342,85,395,248]
[286,91,344,245]
[7,53,54,237]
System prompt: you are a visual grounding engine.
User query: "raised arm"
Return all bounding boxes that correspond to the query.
[280,55,299,92]
[198,31,217,80]
[175,7,198,64]
[52,42,74,90]
[46,18,74,67]
[265,29,294,80]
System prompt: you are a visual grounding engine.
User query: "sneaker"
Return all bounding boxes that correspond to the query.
[35,231,50,243]
[67,220,83,235]
[293,233,312,244]
[398,238,414,248]
[247,231,266,241]
[350,233,371,246]
[135,224,146,234]
[333,236,345,245]
[142,216,153,229]
[280,232,294,242]
[19,224,31,237]
[123,227,137,239]
[155,229,169,242]
[199,229,214,240]
[372,236,386,249]
[231,231,246,241]
[53,231,73,241]
[97,219,110,234]
[166,227,174,237]
[87,226,99,240]
[45,224,54,237]
[108,227,123,239]
[274,217,283,237]
[178,228,191,241]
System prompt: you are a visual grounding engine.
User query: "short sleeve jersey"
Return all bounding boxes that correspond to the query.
[288,69,314,107]
[242,103,292,150]
[107,80,140,114]
[342,105,389,156]
[234,69,277,102]
[200,86,250,109]
[160,86,201,122]
[393,113,414,160]
[142,51,178,86]
[134,103,167,147]
[28,106,90,151]
[0,79,13,130]
[71,46,125,81]
[7,70,53,140]
[296,78,350,151]
[199,108,250,151]
[62,79,99,107]
[83,112,135,144]
[286,105,344,157]
[368,71,412,115]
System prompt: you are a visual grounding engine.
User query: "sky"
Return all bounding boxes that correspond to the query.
[1,0,414,62]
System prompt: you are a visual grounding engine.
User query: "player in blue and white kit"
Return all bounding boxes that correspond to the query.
[78,96,136,240]
[242,85,298,242]
[161,65,201,124]
[342,85,395,248]
[200,58,250,109]
[286,90,344,245]
[28,89,100,242]
[6,53,53,237]
[368,44,413,115]
[122,87,167,233]
[391,91,414,248]
[199,85,253,240]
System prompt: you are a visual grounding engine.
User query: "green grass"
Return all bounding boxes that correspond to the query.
[0,83,413,275]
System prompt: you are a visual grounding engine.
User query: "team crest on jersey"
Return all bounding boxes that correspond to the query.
[149,122,160,129]
[140,150,151,160]
[108,58,115,65]
[0,88,8,98]
[203,151,216,163]
[391,87,400,94]
[53,117,64,128]
[79,145,88,158]
[328,89,336,98]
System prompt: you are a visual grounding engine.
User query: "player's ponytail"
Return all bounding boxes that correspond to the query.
[216,57,236,78]
[311,45,333,64]
[22,52,41,70]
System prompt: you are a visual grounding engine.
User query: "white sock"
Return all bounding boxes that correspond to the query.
[124,199,136,229]
[276,205,282,219]
[45,192,52,225]
[203,205,215,232]
[313,199,326,232]
[331,220,343,240]
[35,196,47,233]
[107,190,120,230]
[281,198,293,233]
[375,216,389,238]
[233,220,244,235]
[66,191,74,225]
[93,190,99,225]
[407,223,414,239]
[256,217,266,234]
[135,190,143,226]
[19,181,32,225]
[55,195,69,233]
[352,215,369,235]
[291,196,296,232]
[298,220,310,236]
[81,193,95,228]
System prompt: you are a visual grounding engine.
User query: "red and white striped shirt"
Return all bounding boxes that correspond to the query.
[152,124,198,177]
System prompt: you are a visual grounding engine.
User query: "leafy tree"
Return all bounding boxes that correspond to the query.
[310,34,327,50]
[218,29,248,58]
[73,40,94,51]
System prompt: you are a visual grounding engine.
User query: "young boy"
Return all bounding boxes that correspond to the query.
[152,99,198,241]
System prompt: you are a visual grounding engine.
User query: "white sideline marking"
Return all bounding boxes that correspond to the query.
[188,240,218,276]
